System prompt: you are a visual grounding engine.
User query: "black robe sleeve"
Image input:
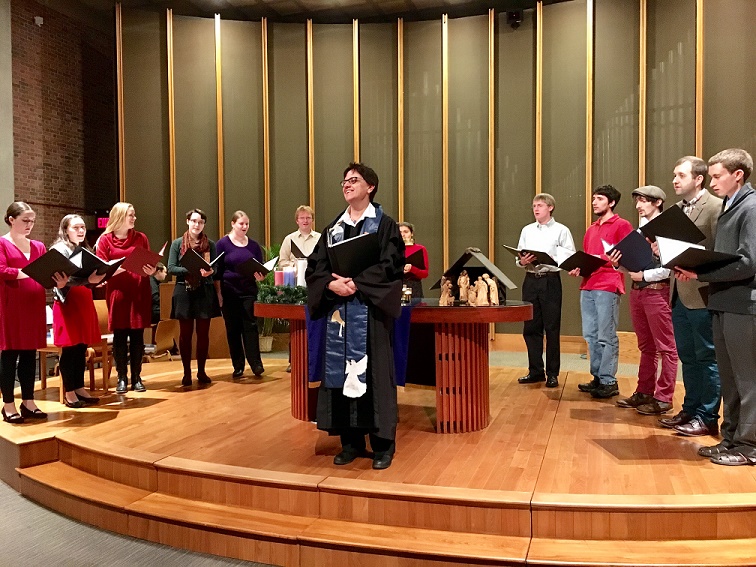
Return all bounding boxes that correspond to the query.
[306,209,405,320]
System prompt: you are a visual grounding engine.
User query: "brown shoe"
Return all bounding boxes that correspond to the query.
[674,416,719,437]
[616,392,653,408]
[698,441,732,458]
[636,399,673,415]
[659,410,693,429]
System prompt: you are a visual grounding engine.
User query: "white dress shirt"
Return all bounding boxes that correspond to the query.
[516,217,576,274]
[279,229,321,267]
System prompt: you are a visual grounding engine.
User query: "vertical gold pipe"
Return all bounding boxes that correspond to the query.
[166,9,177,240]
[261,18,271,248]
[397,19,404,221]
[306,20,315,208]
[488,9,495,262]
[638,0,647,187]
[115,3,126,200]
[214,14,225,238]
[353,19,360,161]
[442,14,449,270]
[535,1,543,195]
[695,0,704,157]
[585,0,594,229]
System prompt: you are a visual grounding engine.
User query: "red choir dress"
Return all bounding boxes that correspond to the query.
[0,238,47,350]
[96,230,153,331]
[50,243,101,347]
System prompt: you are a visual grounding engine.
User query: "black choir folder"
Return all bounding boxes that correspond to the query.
[237,256,278,279]
[502,245,557,267]
[558,251,608,278]
[21,249,77,289]
[70,248,125,280]
[405,249,426,270]
[290,241,307,259]
[606,230,655,273]
[121,242,167,276]
[179,249,225,277]
[656,236,739,271]
[327,232,380,278]
[639,205,706,244]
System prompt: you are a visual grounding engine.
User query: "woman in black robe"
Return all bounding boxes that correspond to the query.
[306,162,404,470]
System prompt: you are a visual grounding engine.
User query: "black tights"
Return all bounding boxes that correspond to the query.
[179,319,211,378]
[0,350,36,404]
[59,343,88,393]
[113,328,145,384]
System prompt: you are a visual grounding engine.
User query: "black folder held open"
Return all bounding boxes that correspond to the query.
[639,205,706,244]
[404,248,426,270]
[70,247,125,280]
[557,251,609,278]
[179,249,224,277]
[21,249,78,289]
[502,244,557,267]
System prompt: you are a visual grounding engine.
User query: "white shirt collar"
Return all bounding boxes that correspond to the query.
[339,202,376,227]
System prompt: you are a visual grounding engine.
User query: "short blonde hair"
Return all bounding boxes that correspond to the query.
[102,202,134,235]
[533,193,556,212]
[295,205,314,220]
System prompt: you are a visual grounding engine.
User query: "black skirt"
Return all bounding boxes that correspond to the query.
[171,282,221,320]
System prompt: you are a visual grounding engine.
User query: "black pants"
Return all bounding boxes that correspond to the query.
[113,328,145,383]
[0,350,36,404]
[179,318,211,377]
[221,294,262,372]
[522,272,563,377]
[340,431,395,458]
[59,343,87,393]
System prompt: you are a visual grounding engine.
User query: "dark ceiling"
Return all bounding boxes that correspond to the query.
[73,0,568,24]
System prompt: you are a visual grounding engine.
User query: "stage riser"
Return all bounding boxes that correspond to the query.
[533,509,756,540]
[59,442,158,492]
[299,546,523,567]
[18,474,131,536]
[0,436,58,490]
[156,470,321,517]
[128,517,300,567]
[320,492,530,536]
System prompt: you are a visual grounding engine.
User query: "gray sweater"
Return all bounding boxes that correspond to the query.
[698,183,756,314]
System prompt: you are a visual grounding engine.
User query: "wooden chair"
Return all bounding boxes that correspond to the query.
[147,319,179,361]
[85,300,113,395]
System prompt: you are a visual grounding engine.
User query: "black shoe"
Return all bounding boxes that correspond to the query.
[578,377,600,393]
[333,449,363,465]
[286,364,291,373]
[591,383,619,399]
[1,408,24,424]
[659,410,693,429]
[518,374,546,384]
[197,373,212,385]
[181,375,192,387]
[372,454,393,470]
[131,380,146,392]
[76,394,100,405]
[19,403,47,419]
[232,369,244,379]
[116,378,128,394]
[64,399,85,409]
[545,375,559,388]
[252,365,265,377]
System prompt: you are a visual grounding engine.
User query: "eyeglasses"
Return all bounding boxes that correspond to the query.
[340,176,363,187]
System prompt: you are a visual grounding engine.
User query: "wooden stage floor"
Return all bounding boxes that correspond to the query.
[2,358,756,566]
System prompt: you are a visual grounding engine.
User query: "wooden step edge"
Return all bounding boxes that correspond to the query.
[532,491,756,511]
[526,537,756,566]
[299,518,530,563]
[57,433,162,466]
[127,492,316,541]
[17,461,152,509]
[0,427,59,447]
[318,477,531,507]
[155,455,326,490]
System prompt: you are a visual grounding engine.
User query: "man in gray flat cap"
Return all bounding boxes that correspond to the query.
[609,185,679,416]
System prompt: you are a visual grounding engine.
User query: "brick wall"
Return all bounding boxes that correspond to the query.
[11,0,115,246]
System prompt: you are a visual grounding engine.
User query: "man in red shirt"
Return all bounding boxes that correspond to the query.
[569,185,633,398]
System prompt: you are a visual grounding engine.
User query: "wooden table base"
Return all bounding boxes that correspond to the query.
[435,322,489,433]
[289,319,317,421]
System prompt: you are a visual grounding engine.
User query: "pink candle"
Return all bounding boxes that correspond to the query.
[274,270,284,286]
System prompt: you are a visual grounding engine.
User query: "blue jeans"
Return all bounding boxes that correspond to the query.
[672,297,720,424]
[581,290,620,385]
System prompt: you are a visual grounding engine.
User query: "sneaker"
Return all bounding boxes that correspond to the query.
[590,383,619,399]
[616,392,653,408]
[578,377,600,393]
[636,399,673,415]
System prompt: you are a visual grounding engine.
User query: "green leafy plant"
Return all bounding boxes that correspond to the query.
[256,243,306,336]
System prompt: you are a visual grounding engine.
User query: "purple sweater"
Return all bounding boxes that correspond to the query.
[216,235,264,298]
